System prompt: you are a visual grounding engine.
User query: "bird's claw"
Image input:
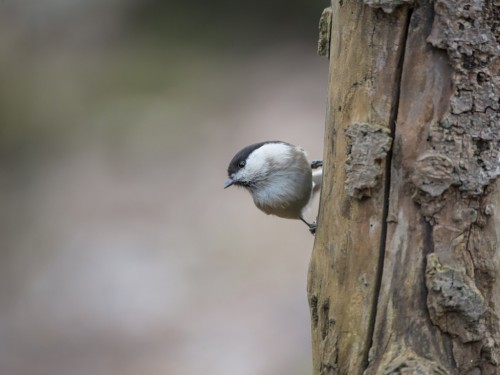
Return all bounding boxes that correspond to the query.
[311,160,323,169]
[300,217,317,235]
[308,222,317,235]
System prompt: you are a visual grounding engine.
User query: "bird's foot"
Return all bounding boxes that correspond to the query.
[311,160,323,169]
[308,222,317,235]
[300,217,317,235]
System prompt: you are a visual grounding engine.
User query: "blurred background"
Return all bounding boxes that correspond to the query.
[0,1,328,374]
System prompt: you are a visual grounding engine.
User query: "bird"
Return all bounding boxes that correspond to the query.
[224,141,322,234]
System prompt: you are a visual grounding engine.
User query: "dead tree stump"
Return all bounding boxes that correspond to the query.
[309,0,500,374]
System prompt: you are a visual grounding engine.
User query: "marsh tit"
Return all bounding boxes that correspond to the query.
[224,141,322,234]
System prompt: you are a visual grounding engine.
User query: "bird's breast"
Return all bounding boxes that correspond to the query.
[250,171,312,219]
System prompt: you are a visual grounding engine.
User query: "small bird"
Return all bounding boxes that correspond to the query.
[224,141,322,234]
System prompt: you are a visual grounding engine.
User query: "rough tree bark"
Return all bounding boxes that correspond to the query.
[309,0,500,374]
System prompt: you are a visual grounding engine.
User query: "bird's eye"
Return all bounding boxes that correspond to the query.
[238,160,246,168]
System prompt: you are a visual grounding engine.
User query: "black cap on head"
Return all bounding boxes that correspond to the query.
[227,141,285,176]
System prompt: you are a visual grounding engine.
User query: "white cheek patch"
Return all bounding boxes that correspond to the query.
[245,143,293,175]
[233,142,308,185]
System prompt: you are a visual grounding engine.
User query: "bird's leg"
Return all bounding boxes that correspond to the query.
[300,216,317,235]
[310,160,323,169]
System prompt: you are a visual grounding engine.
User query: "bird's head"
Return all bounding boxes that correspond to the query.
[224,141,291,190]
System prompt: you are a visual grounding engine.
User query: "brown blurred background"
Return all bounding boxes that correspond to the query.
[0,1,328,374]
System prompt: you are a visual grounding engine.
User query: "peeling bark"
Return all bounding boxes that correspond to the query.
[309,0,500,374]
[364,0,415,14]
[318,6,332,57]
[345,123,392,199]
[426,253,488,343]
[380,351,450,375]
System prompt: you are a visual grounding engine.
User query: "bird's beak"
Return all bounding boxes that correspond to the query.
[224,178,235,189]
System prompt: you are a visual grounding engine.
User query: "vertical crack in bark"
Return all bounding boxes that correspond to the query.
[362,7,414,372]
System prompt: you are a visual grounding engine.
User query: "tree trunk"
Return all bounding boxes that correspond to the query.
[309,0,500,374]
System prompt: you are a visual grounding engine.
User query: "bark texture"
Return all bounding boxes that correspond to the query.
[309,0,500,374]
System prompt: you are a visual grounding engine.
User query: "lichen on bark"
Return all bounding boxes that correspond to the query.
[426,254,487,342]
[344,123,392,199]
[380,351,450,375]
[423,0,500,199]
[318,6,332,57]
